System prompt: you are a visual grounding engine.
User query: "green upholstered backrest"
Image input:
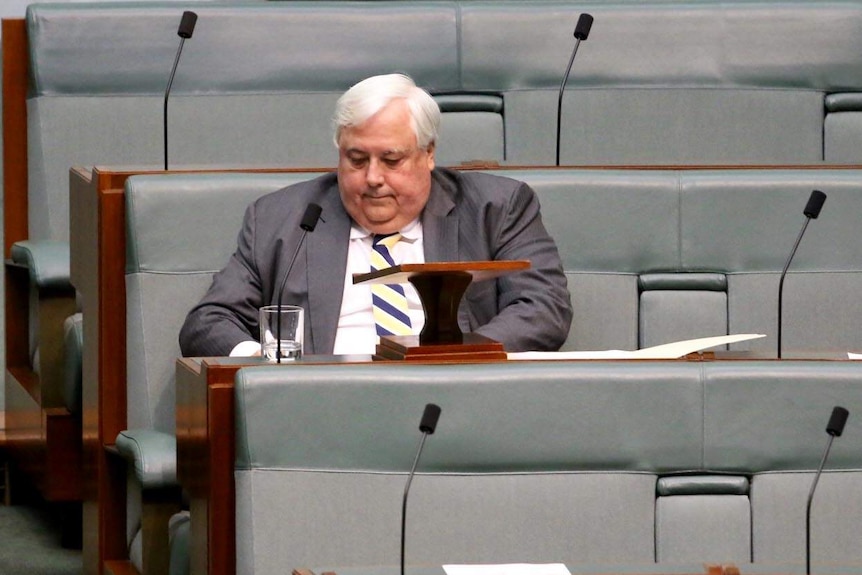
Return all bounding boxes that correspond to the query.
[232,360,862,571]
[508,168,862,354]
[234,362,706,473]
[121,168,862,366]
[234,361,862,475]
[123,172,322,433]
[24,1,862,243]
[233,361,703,570]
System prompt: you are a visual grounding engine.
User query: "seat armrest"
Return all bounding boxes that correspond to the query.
[11,239,73,291]
[116,429,178,489]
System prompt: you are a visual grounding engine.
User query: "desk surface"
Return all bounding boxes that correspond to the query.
[180,349,854,372]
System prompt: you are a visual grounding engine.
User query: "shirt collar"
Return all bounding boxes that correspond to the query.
[350,218,422,242]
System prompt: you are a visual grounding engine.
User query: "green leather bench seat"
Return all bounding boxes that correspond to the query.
[705,361,862,568]
[494,169,862,354]
[233,361,862,572]
[233,362,702,571]
[24,0,862,246]
[125,172,324,433]
[123,171,324,574]
[124,168,862,365]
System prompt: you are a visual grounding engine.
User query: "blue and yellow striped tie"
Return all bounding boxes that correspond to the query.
[371,233,413,336]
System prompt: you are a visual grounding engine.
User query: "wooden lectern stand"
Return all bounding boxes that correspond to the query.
[353,260,530,361]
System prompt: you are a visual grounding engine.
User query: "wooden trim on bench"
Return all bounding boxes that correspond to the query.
[2,18,28,258]
[71,167,129,575]
[3,18,32,396]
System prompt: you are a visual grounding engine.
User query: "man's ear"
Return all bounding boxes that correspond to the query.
[425,142,436,170]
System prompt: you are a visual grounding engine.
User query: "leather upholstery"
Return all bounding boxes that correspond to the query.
[122,168,862,358]
[11,240,72,290]
[23,1,862,243]
[233,361,862,572]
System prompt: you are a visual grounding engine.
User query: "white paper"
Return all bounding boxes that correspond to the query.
[508,349,638,360]
[508,334,766,361]
[443,564,571,575]
[848,352,862,360]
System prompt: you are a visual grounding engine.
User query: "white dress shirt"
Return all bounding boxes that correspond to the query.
[332,219,426,355]
[230,219,425,357]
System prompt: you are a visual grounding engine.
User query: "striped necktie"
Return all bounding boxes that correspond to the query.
[371,233,413,336]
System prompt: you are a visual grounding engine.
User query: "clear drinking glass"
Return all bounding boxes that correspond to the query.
[259,305,304,361]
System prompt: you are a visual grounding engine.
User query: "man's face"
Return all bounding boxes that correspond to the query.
[337,98,435,234]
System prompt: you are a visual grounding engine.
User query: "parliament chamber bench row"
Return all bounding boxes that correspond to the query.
[15,0,862,244]
[11,0,862,373]
[9,0,862,251]
[223,359,862,574]
[8,0,862,526]
[10,0,862,317]
[5,0,862,572]
[56,164,862,574]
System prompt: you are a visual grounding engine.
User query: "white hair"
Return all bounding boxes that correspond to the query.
[332,73,440,149]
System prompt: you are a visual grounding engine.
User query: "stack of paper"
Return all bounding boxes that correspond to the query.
[444,564,571,575]
[508,334,766,361]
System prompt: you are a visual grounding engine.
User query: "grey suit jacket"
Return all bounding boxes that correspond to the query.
[179,167,572,355]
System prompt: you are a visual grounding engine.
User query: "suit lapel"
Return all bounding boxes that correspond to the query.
[422,175,458,262]
[306,190,351,354]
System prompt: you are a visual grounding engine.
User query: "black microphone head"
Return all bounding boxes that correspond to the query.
[177,11,198,39]
[300,203,323,232]
[803,190,826,219]
[826,406,849,437]
[574,13,594,41]
[419,403,442,435]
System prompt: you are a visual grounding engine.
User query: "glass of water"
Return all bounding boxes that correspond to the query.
[259,305,304,362]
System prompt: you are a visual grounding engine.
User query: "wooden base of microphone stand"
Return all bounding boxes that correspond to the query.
[376,333,507,361]
[353,261,529,362]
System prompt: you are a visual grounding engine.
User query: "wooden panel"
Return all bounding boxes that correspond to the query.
[207,379,236,575]
[3,370,44,484]
[98,173,133,572]
[71,168,128,575]
[104,559,141,575]
[179,359,242,575]
[2,18,28,256]
[4,263,31,370]
[43,407,83,501]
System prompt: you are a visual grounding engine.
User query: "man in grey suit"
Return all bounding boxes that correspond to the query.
[179,73,572,357]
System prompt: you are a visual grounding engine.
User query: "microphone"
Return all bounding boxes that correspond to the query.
[777,190,826,358]
[274,203,322,363]
[805,406,849,575]
[556,13,593,167]
[164,11,198,170]
[401,403,441,575]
